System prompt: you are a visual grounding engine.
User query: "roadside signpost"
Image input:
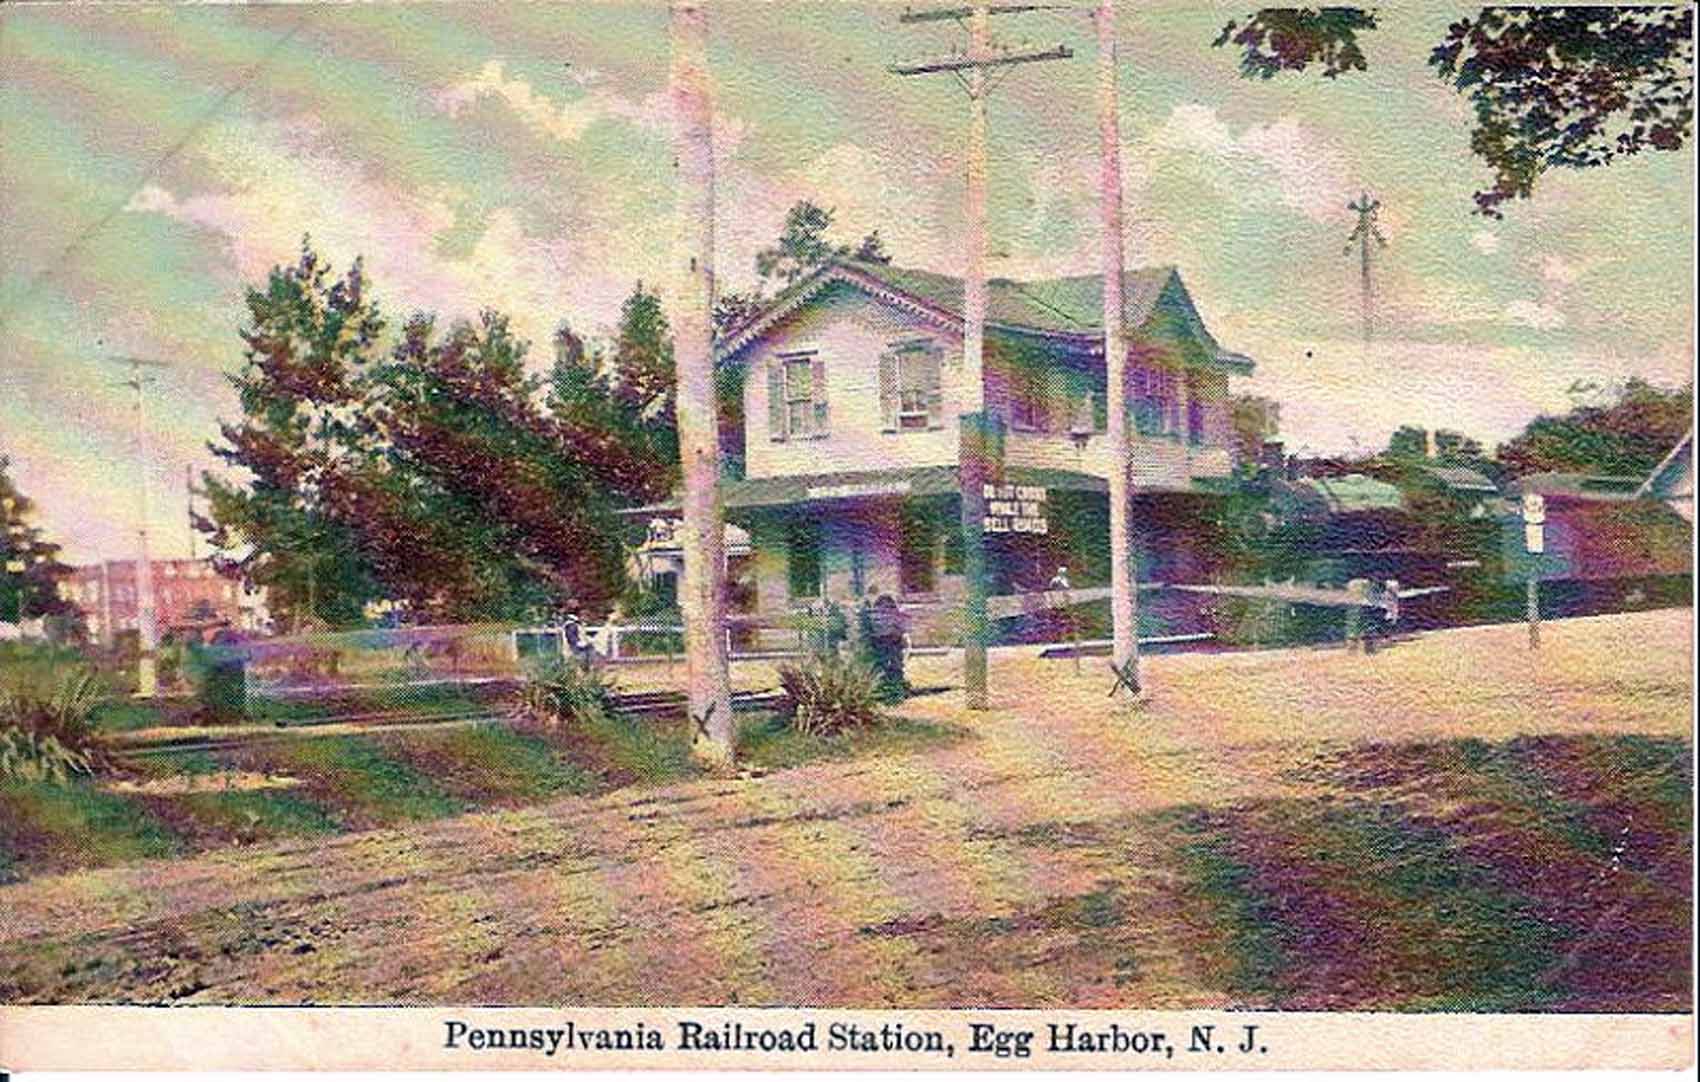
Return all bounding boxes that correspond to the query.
[1522,492,1545,650]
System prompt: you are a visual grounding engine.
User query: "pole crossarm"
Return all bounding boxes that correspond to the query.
[900,4,1075,22]
[890,44,1073,74]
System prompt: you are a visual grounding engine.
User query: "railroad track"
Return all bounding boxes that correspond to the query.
[107,687,789,761]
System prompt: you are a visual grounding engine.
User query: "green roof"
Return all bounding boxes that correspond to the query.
[847,259,1176,335]
[717,258,1254,375]
[1298,474,1405,513]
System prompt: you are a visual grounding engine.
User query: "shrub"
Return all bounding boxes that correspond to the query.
[0,666,106,783]
[515,657,618,727]
[184,643,248,723]
[776,654,883,736]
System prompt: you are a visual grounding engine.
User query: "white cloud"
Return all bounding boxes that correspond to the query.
[1469,230,1500,255]
[1505,299,1567,330]
[1145,105,1356,223]
[1541,253,1581,286]
[123,184,181,216]
[119,115,649,357]
[436,59,648,143]
[435,59,747,155]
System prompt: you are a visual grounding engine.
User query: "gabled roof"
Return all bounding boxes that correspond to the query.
[1636,430,1693,501]
[1512,472,1645,502]
[1419,464,1500,494]
[716,257,1254,375]
[1296,474,1406,513]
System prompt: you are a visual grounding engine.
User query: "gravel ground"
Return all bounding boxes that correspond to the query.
[0,609,1690,1009]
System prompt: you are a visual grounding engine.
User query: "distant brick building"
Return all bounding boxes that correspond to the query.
[60,558,268,645]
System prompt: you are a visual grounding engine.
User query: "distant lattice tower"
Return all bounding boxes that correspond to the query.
[1345,191,1387,347]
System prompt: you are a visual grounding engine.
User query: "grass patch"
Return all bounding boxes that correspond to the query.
[737,712,970,771]
[571,710,698,786]
[171,789,342,842]
[258,736,465,826]
[1170,815,1290,1000]
[0,781,179,873]
[379,724,599,803]
[1303,802,1564,1011]
[89,699,172,733]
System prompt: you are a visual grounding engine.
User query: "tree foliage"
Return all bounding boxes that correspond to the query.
[1216,6,1695,215]
[1432,6,1695,217]
[547,293,681,506]
[1495,377,1692,478]
[0,456,76,629]
[199,239,385,630]
[1385,425,1485,463]
[716,201,895,337]
[1213,7,1379,80]
[1228,394,1282,465]
[201,239,671,628]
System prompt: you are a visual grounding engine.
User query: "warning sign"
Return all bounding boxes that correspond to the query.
[983,483,1048,535]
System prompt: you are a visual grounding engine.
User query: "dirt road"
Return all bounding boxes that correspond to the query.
[0,610,1691,1008]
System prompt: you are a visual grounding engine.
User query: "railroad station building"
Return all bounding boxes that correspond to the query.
[634,257,1258,645]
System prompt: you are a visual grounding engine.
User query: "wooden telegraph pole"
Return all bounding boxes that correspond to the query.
[892,3,1071,710]
[111,356,170,698]
[1097,0,1138,694]
[668,0,734,766]
[1345,192,1386,349]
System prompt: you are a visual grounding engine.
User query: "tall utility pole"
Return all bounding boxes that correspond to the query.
[1345,191,1386,349]
[892,3,1071,710]
[1096,0,1139,693]
[112,356,171,698]
[668,0,734,766]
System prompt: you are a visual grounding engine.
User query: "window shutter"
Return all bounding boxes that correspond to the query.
[925,349,944,429]
[767,358,786,441]
[879,351,899,432]
[811,354,828,436]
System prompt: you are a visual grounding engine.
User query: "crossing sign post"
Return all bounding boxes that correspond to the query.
[1521,492,1546,650]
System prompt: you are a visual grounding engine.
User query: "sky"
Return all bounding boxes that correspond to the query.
[1,2,1693,563]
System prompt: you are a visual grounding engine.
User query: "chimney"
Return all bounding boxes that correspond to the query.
[1425,427,1438,459]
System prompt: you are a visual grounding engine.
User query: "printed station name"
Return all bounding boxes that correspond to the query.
[441,1019,1269,1061]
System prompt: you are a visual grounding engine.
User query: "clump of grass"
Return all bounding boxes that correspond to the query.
[513,659,693,785]
[776,654,884,736]
[1,666,106,783]
[515,658,618,726]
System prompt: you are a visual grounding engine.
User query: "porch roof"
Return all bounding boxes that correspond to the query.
[721,465,1114,509]
[621,464,1249,515]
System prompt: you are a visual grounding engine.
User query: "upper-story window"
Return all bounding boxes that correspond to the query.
[1009,376,1051,432]
[1131,364,1181,438]
[767,351,828,441]
[880,340,943,432]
